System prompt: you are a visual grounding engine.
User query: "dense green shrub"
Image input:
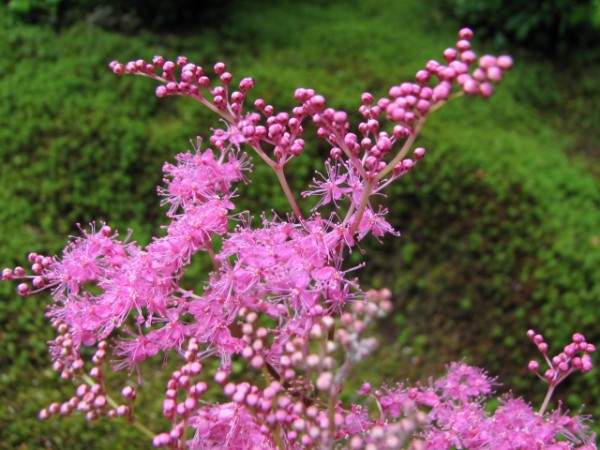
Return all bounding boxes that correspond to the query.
[441,0,600,61]
[3,0,233,31]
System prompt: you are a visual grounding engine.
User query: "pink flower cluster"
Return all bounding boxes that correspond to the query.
[366,362,596,449]
[3,28,597,449]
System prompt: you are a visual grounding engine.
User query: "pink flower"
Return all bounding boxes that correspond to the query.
[435,362,495,403]
[302,161,351,209]
[113,329,160,372]
[356,207,398,241]
[188,403,275,449]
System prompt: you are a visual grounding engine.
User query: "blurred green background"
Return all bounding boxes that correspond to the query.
[1,0,599,447]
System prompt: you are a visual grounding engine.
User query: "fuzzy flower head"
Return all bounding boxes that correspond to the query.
[434,361,496,404]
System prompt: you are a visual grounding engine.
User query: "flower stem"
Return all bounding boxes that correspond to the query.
[539,384,555,415]
[274,167,303,220]
[347,179,375,236]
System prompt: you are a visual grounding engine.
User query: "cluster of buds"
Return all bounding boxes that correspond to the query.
[350,28,512,180]
[109,58,247,113]
[527,330,595,386]
[46,319,86,380]
[109,58,308,166]
[38,381,110,422]
[251,103,307,162]
[40,335,137,422]
[1,252,53,296]
[109,57,242,107]
[153,339,206,447]
[109,28,512,186]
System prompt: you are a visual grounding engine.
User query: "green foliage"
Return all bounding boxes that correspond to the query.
[4,0,61,24]
[1,0,600,446]
[3,0,233,31]
[441,0,600,61]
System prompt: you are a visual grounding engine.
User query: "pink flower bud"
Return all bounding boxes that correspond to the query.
[359,382,372,395]
[189,361,202,375]
[184,397,197,411]
[121,386,136,400]
[311,95,326,109]
[242,346,254,359]
[416,99,430,112]
[376,137,392,152]
[93,396,107,408]
[215,370,228,384]
[251,355,264,369]
[220,72,232,84]
[49,402,61,414]
[224,383,236,397]
[486,66,503,83]
[456,39,471,52]
[479,82,494,98]
[32,276,44,288]
[316,372,333,391]
[361,92,374,104]
[443,48,457,62]
[416,70,430,84]
[153,433,171,447]
[587,343,596,352]
[458,28,473,40]
[463,79,479,95]
[2,268,13,280]
[333,111,347,123]
[479,55,497,69]
[497,55,513,70]
[330,147,342,159]
[239,77,255,92]
[152,55,164,68]
[433,84,450,101]
[301,435,313,446]
[59,403,72,415]
[163,61,175,72]
[414,147,426,160]
[461,50,476,64]
[213,62,226,74]
[17,280,30,293]
[72,359,84,371]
